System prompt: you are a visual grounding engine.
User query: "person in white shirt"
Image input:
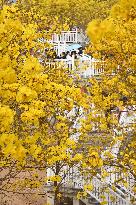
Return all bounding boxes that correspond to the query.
[66,51,72,69]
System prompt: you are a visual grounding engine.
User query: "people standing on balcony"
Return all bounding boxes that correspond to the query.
[60,52,67,59]
[71,51,77,59]
[66,51,72,69]
[78,47,83,55]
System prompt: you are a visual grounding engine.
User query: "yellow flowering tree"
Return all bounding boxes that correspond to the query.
[0,3,104,205]
[86,0,136,191]
[15,0,117,31]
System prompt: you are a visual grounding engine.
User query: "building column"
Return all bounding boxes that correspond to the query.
[73,198,80,205]
[72,54,75,70]
[47,194,54,205]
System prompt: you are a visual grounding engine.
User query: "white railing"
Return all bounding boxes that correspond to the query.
[77,59,104,77]
[91,176,130,205]
[52,30,87,44]
[47,166,132,205]
[53,42,69,56]
[113,172,136,201]
[75,175,132,205]
[98,170,136,203]
[69,169,131,205]
[52,31,78,43]
[44,58,104,77]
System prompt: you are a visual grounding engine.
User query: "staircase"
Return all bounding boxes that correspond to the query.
[47,165,135,205]
[72,174,132,205]
[45,56,135,205]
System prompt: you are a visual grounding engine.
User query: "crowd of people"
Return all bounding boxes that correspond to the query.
[54,48,83,69]
[56,48,83,60]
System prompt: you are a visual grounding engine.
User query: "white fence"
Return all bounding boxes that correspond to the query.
[52,31,78,43]
[52,29,87,44]
[47,166,134,205]
[53,42,69,56]
[52,30,83,43]
[44,58,105,77]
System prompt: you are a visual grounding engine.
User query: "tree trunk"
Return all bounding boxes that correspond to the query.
[54,162,61,205]
[54,182,60,205]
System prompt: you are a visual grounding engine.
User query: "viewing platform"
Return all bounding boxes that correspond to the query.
[51,29,88,56]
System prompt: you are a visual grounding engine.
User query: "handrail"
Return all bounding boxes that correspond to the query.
[47,166,132,205]
[71,173,132,204]
[52,30,87,43]
[43,59,104,77]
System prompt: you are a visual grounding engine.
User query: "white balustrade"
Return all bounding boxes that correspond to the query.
[44,58,104,77]
[52,30,87,44]
[53,42,68,56]
[114,172,136,201]
[72,174,131,205]
[47,165,132,205]
[52,31,78,43]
